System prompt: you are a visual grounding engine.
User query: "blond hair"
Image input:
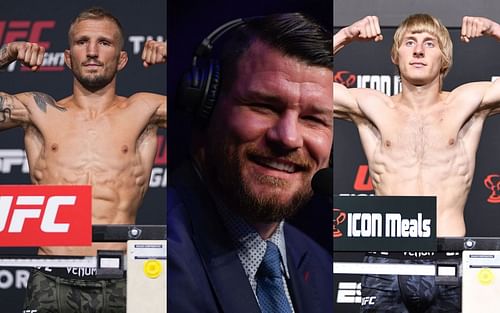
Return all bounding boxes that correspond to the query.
[391,14,453,77]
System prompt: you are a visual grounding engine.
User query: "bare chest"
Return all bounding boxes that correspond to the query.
[372,110,463,163]
[25,112,156,170]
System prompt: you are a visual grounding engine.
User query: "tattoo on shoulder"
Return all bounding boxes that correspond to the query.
[31,92,66,112]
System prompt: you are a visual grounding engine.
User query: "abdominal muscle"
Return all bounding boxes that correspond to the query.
[33,157,149,256]
[369,140,473,237]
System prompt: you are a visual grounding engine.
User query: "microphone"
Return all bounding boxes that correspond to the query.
[311,168,333,197]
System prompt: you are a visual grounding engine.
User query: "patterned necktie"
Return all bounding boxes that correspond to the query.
[256,241,293,313]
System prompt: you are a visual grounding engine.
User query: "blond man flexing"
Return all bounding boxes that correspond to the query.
[334,14,500,312]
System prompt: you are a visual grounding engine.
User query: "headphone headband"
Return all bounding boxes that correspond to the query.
[194,18,246,61]
[178,17,253,126]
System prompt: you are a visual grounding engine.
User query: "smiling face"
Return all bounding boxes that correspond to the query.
[65,18,127,91]
[202,40,333,223]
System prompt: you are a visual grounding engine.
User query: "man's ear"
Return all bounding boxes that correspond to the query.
[117,51,128,71]
[64,49,72,69]
[391,54,398,65]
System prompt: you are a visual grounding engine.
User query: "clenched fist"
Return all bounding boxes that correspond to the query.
[141,40,166,68]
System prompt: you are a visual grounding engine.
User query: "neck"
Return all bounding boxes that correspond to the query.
[72,77,118,113]
[399,75,442,109]
[252,222,279,240]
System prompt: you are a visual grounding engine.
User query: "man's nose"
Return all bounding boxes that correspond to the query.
[413,43,424,57]
[266,112,303,150]
[86,42,98,57]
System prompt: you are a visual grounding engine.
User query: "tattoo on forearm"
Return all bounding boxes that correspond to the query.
[0,107,11,122]
[31,92,66,112]
[0,95,12,122]
[0,46,11,69]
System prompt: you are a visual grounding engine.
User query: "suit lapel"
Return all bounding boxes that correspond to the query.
[205,250,261,313]
[285,225,322,313]
[177,164,261,313]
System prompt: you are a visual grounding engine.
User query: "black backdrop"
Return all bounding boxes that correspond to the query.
[167,1,334,311]
[167,0,333,254]
[0,1,166,311]
[0,0,333,311]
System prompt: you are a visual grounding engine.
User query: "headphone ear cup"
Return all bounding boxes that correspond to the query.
[197,59,221,125]
[176,65,204,115]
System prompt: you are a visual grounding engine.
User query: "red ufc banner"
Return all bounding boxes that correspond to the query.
[0,185,92,246]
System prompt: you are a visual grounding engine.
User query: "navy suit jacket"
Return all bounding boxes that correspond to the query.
[167,163,333,313]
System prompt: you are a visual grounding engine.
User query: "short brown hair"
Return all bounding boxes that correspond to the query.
[68,7,125,49]
[391,13,453,77]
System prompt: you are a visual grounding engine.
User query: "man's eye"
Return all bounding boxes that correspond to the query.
[251,103,274,112]
[303,115,329,127]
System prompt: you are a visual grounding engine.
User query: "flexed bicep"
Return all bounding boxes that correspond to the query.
[483,78,500,115]
[333,82,361,121]
[154,95,167,128]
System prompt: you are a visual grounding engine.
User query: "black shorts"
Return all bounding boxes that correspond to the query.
[360,253,461,313]
[23,268,126,313]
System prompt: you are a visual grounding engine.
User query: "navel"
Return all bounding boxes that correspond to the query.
[121,145,129,154]
[448,138,455,146]
[385,140,392,148]
[33,169,43,180]
[136,176,145,185]
[51,143,58,152]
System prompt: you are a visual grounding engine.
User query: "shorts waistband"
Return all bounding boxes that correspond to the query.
[367,251,461,260]
[36,267,126,280]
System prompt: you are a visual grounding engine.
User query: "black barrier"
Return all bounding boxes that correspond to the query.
[0,0,166,310]
[334,196,437,252]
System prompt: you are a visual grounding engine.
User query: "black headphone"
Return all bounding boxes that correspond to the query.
[176,18,248,126]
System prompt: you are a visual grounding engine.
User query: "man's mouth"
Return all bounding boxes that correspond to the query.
[250,155,306,174]
[410,61,426,68]
[83,61,103,67]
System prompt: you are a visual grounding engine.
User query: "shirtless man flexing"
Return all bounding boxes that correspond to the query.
[334,14,500,312]
[0,7,166,313]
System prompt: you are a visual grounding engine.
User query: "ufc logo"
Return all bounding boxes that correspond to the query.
[155,135,166,166]
[0,20,55,48]
[0,196,75,233]
[361,296,377,306]
[0,185,91,247]
[354,165,373,191]
[0,149,29,174]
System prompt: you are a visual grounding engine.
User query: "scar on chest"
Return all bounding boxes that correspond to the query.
[121,145,129,154]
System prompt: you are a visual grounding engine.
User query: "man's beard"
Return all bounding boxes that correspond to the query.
[74,70,114,91]
[208,142,314,224]
[72,57,117,91]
